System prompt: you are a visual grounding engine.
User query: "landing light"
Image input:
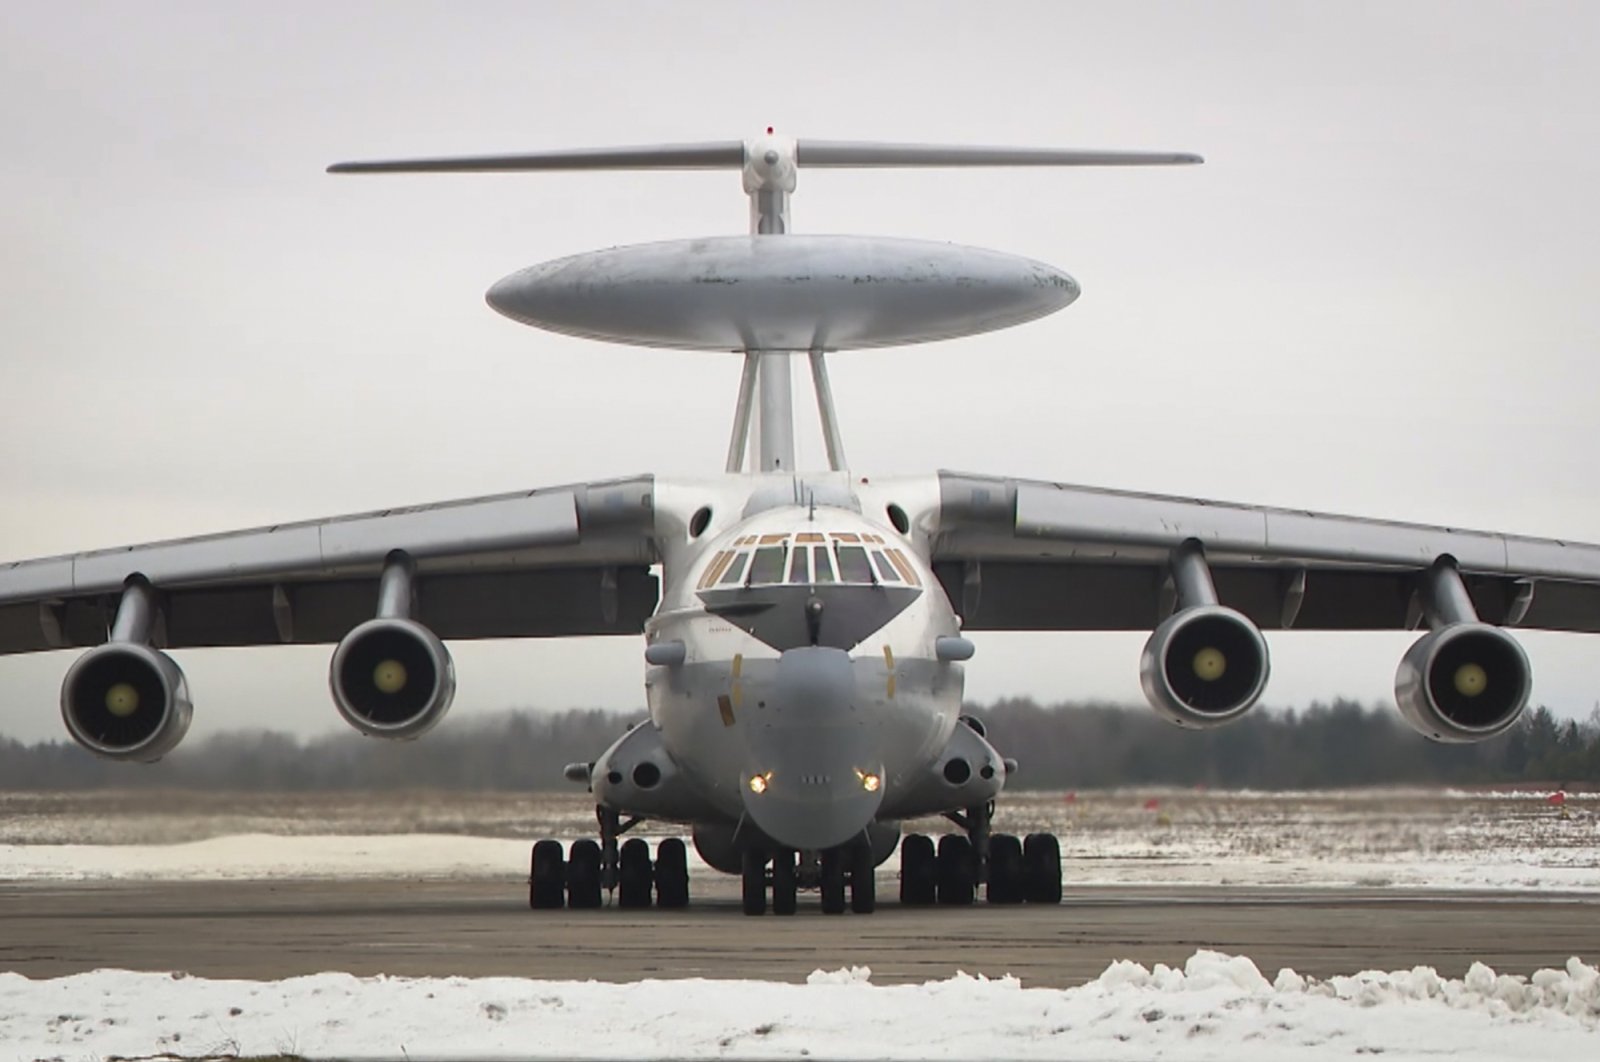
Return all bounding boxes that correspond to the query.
[748,773,770,795]
[1192,647,1227,682]
[855,768,882,793]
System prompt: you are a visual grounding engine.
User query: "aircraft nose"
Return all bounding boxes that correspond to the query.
[739,647,884,851]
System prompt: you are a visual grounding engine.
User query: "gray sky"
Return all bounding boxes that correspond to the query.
[3,1,1600,744]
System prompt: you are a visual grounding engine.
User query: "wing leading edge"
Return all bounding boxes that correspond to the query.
[932,472,1600,634]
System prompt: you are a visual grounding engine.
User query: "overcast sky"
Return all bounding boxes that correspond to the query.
[3,1,1599,745]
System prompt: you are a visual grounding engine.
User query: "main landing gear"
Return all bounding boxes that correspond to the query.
[529,806,690,910]
[740,841,876,916]
[899,802,1062,907]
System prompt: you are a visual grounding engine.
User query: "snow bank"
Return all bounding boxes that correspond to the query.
[2,950,1596,1061]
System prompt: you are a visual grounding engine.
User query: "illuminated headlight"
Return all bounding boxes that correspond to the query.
[748,773,770,795]
[856,769,882,793]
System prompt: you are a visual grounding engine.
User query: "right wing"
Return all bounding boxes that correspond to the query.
[0,475,659,654]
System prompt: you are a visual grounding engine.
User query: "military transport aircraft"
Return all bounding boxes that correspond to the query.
[5,134,1599,916]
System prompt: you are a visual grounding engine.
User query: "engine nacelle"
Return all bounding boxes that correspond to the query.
[60,643,193,762]
[329,617,456,739]
[1140,605,1270,727]
[1394,623,1530,743]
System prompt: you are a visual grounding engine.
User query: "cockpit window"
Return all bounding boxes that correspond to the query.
[811,546,835,583]
[718,551,751,586]
[787,547,809,584]
[871,551,901,583]
[747,546,787,585]
[835,545,874,583]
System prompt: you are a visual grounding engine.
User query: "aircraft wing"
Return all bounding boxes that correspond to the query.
[931,471,1600,634]
[0,476,659,654]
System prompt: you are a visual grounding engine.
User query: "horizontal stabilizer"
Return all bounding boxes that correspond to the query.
[328,138,1202,174]
[327,141,746,174]
[796,141,1202,167]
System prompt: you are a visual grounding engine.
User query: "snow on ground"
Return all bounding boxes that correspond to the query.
[3,950,1597,1061]
[5,790,1598,1059]
[4,784,1598,891]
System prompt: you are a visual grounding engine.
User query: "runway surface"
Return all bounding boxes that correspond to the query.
[5,878,1597,987]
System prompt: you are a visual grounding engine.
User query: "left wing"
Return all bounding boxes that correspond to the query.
[931,471,1600,633]
[0,475,659,654]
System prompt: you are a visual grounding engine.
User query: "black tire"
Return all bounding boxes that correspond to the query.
[820,847,846,914]
[771,849,798,916]
[849,842,876,914]
[936,834,974,905]
[1023,832,1063,905]
[654,837,690,909]
[567,838,603,909]
[529,839,565,909]
[741,848,767,916]
[899,834,936,906]
[618,837,653,908]
[987,834,1024,904]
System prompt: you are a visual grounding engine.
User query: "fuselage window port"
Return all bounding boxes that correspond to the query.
[788,545,810,584]
[689,506,712,538]
[747,546,787,585]
[871,551,901,583]
[886,503,910,535]
[718,551,751,586]
[812,546,836,583]
[835,545,874,584]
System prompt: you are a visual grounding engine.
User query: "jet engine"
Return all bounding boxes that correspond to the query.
[330,617,455,739]
[1139,543,1270,727]
[60,577,191,762]
[1140,604,1270,726]
[61,642,193,762]
[1392,558,1532,743]
[1395,624,1530,743]
[329,552,455,739]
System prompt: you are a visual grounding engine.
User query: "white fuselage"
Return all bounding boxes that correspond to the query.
[591,473,984,853]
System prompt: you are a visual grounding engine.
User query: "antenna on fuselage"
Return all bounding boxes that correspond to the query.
[329,134,1201,476]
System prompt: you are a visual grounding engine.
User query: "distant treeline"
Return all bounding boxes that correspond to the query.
[1,700,1597,791]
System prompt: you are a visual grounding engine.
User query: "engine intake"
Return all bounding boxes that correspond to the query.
[330,617,456,739]
[1395,623,1530,743]
[61,643,193,762]
[1140,605,1270,727]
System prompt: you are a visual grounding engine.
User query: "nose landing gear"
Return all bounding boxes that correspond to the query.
[740,838,877,915]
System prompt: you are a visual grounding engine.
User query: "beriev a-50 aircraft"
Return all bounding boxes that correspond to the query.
[6,134,1600,916]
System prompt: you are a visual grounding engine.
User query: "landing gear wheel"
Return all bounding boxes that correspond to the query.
[567,839,603,909]
[654,837,690,909]
[849,841,876,914]
[741,848,768,916]
[899,834,936,906]
[771,849,798,916]
[530,839,565,909]
[819,847,846,914]
[618,837,653,908]
[1023,832,1062,905]
[936,834,975,905]
[986,834,1024,904]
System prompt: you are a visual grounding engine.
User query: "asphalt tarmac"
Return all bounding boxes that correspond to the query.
[4,878,1597,987]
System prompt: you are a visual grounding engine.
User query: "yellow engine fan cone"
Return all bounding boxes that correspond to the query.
[373,660,408,695]
[1453,662,1488,697]
[1192,647,1227,682]
[104,683,140,717]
